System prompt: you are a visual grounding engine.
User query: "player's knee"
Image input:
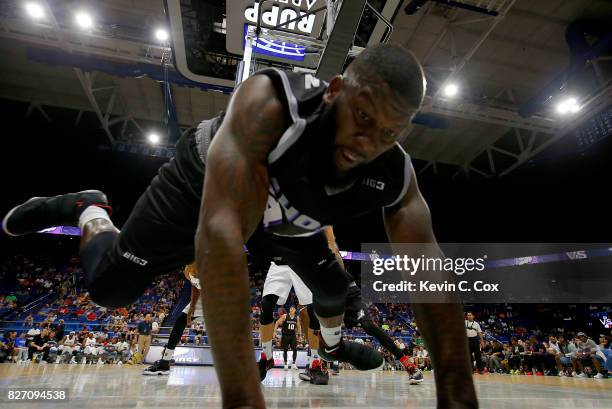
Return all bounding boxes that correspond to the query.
[260,294,279,325]
[312,261,349,318]
[88,278,143,309]
[313,297,345,318]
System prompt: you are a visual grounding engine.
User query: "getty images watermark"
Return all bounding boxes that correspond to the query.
[371,254,500,293]
[360,243,612,304]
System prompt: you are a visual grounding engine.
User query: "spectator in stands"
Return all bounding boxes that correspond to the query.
[599,334,612,373]
[136,314,153,364]
[116,337,130,364]
[76,291,88,307]
[500,343,512,373]
[14,333,28,363]
[95,335,110,364]
[37,303,50,318]
[573,332,606,379]
[394,338,406,352]
[382,349,394,371]
[78,325,89,341]
[599,334,609,351]
[542,335,561,375]
[23,314,33,328]
[414,345,431,370]
[507,337,523,374]
[556,335,577,377]
[86,310,97,321]
[57,331,80,364]
[53,319,64,342]
[26,324,41,338]
[0,331,17,363]
[152,317,159,335]
[522,336,546,376]
[5,293,16,304]
[28,327,51,362]
[486,340,504,373]
[82,332,98,364]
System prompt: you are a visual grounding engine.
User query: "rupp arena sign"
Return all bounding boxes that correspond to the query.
[226,0,326,61]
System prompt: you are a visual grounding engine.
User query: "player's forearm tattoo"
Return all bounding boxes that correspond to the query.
[194,80,285,407]
[413,303,477,408]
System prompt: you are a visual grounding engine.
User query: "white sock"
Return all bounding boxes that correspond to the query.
[162,347,174,361]
[78,206,111,230]
[320,326,341,348]
[263,340,273,358]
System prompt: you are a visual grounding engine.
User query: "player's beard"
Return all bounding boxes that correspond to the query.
[318,100,365,186]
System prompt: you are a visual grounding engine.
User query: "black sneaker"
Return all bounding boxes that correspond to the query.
[318,335,384,371]
[299,364,311,382]
[3,190,110,236]
[309,360,329,385]
[409,369,424,385]
[142,359,170,376]
[258,352,274,381]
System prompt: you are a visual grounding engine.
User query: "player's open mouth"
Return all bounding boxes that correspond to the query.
[339,147,363,164]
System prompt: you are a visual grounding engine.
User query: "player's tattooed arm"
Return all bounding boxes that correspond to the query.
[196,74,288,409]
[383,165,478,409]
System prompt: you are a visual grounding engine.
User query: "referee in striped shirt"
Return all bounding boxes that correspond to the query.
[466,312,484,373]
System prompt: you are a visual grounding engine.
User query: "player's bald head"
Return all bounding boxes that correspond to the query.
[345,43,426,114]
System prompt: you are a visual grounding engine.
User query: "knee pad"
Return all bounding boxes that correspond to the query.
[312,260,349,318]
[260,294,279,325]
[82,232,150,308]
[87,264,147,308]
[80,231,117,279]
[89,281,144,309]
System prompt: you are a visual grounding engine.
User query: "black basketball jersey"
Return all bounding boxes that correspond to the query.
[198,68,411,238]
[282,313,298,336]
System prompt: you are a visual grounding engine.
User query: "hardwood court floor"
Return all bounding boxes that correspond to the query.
[0,363,610,408]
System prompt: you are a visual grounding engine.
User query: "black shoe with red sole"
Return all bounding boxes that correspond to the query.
[3,190,110,236]
[258,352,275,381]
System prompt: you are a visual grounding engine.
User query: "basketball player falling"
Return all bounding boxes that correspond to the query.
[3,44,477,408]
[143,263,201,375]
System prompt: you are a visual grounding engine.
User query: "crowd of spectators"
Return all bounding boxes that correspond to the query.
[0,253,182,365]
[1,253,610,380]
[476,332,611,378]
